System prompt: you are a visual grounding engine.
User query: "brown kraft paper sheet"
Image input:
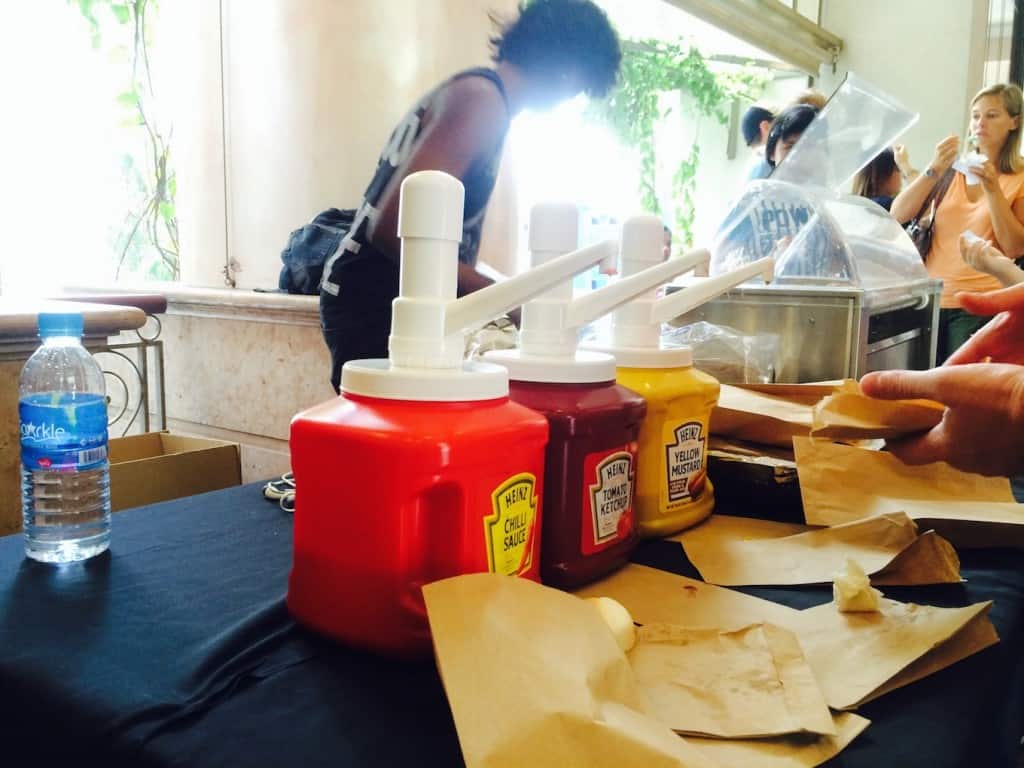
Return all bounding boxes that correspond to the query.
[425,573,867,768]
[575,565,998,711]
[679,512,960,587]
[423,573,717,768]
[630,622,835,738]
[793,438,1022,547]
[810,380,945,440]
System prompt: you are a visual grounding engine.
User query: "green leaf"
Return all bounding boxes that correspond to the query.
[587,35,768,233]
[111,5,130,24]
[158,202,175,222]
[117,90,139,109]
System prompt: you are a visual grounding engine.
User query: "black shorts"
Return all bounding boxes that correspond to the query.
[319,258,400,393]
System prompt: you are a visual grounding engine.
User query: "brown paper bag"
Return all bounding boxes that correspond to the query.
[680,512,961,587]
[810,380,945,440]
[789,598,995,709]
[575,563,798,628]
[711,384,822,447]
[872,531,962,585]
[426,573,867,768]
[423,573,716,768]
[670,513,810,547]
[631,623,836,738]
[862,611,998,702]
[794,437,1019,544]
[866,498,1024,549]
[577,565,998,712]
[687,712,869,768]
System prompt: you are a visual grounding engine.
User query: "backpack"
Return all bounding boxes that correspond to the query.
[278,208,356,294]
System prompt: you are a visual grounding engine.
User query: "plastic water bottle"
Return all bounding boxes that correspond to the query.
[19,312,110,563]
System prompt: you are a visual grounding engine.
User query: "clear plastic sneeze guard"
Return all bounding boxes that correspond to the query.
[711,73,926,292]
[685,73,942,382]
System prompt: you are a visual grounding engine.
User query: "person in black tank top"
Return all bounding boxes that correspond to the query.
[320,0,621,392]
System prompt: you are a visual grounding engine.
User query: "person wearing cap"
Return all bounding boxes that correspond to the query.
[318,0,622,392]
[741,105,775,181]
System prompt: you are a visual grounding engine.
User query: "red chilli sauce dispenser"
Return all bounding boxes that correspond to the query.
[287,171,617,656]
[587,214,775,537]
[485,205,711,589]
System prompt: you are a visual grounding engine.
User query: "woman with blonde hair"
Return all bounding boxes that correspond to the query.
[891,83,1024,362]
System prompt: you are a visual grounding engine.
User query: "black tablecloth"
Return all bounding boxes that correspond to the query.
[1,483,1023,767]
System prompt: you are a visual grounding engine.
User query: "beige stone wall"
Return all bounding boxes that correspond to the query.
[158,303,332,482]
[127,289,333,485]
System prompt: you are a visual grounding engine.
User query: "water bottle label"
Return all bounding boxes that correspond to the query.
[20,393,108,471]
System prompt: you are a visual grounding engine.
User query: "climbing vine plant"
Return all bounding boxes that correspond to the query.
[589,40,769,247]
[70,0,179,280]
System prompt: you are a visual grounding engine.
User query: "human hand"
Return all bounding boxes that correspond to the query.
[959,231,1000,273]
[945,282,1024,365]
[929,135,960,175]
[860,364,1024,476]
[972,157,1001,194]
[893,144,913,176]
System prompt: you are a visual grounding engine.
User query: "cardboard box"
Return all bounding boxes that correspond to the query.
[108,432,241,511]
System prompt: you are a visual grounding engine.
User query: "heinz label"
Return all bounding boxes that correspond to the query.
[484,473,538,576]
[581,446,637,555]
[663,420,708,509]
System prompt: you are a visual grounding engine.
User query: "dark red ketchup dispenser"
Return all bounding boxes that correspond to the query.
[287,171,617,656]
[485,205,711,589]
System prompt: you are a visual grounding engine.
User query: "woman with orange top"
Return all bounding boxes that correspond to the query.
[892,83,1024,363]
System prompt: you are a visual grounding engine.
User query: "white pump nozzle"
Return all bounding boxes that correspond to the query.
[385,171,616,371]
[588,215,775,369]
[563,251,711,329]
[343,171,629,402]
[486,206,713,384]
[649,256,775,323]
[565,249,716,327]
[444,240,615,338]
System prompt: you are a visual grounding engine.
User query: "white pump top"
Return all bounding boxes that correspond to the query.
[591,215,776,369]
[340,171,619,402]
[485,206,713,384]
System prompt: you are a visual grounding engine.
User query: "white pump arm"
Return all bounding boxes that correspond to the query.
[443,240,617,336]
[564,249,712,330]
[648,257,775,323]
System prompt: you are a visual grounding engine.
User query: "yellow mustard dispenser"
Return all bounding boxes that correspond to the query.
[594,215,775,537]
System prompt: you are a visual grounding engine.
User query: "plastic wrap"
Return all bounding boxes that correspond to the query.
[665,321,779,384]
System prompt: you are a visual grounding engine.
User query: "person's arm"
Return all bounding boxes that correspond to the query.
[365,77,508,287]
[893,144,919,182]
[960,232,1024,287]
[890,135,960,224]
[975,159,1024,258]
[944,282,1024,365]
[859,364,1024,476]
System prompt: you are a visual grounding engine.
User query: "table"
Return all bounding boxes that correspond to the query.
[1,483,1023,767]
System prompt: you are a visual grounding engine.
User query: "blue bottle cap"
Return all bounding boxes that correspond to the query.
[38,312,84,338]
